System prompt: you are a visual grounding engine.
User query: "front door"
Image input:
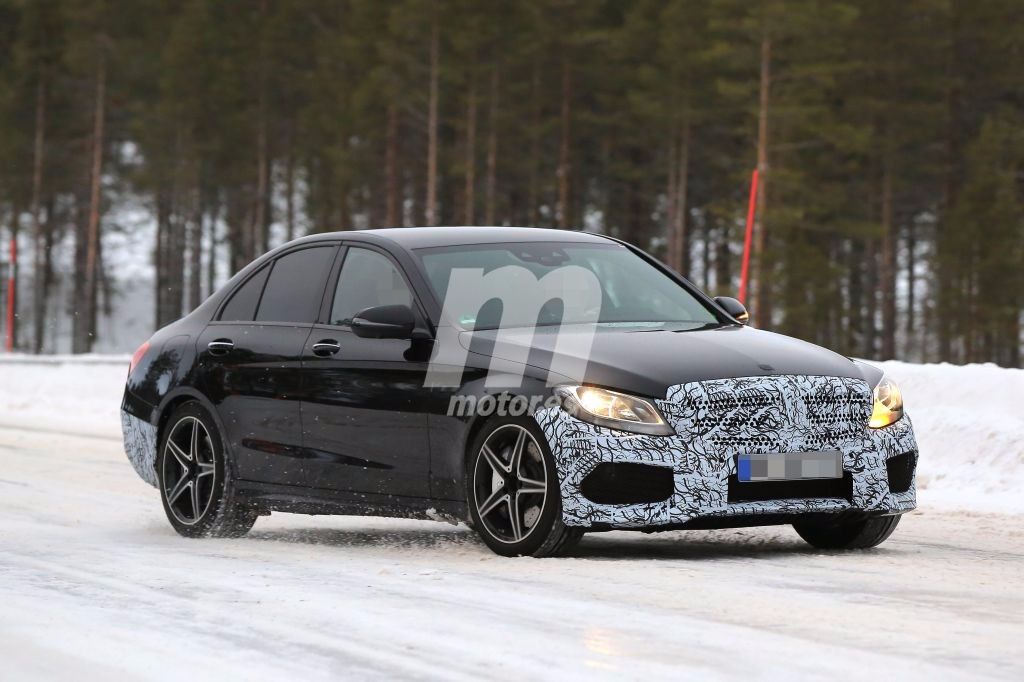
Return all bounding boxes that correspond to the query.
[300,245,433,498]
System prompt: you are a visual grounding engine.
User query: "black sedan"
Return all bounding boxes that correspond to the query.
[121,227,917,556]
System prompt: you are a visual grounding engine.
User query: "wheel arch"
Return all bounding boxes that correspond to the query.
[155,388,228,453]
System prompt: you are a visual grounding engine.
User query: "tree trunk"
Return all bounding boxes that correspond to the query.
[863,240,878,358]
[425,18,440,226]
[701,212,712,290]
[171,210,186,320]
[253,1,270,256]
[673,119,691,275]
[6,205,22,350]
[879,156,896,359]
[715,221,731,295]
[39,197,56,352]
[826,241,841,348]
[527,59,541,226]
[407,141,420,227]
[253,54,270,249]
[905,220,916,357]
[964,246,976,362]
[665,121,678,265]
[463,64,477,225]
[623,148,645,244]
[80,44,107,353]
[154,192,168,330]
[97,231,111,317]
[936,11,960,362]
[285,122,296,240]
[484,67,499,226]
[188,193,202,312]
[557,58,572,229]
[753,32,771,329]
[385,102,400,226]
[1008,309,1021,368]
[227,189,248,274]
[30,77,47,353]
[160,123,187,327]
[72,193,88,352]
[206,198,219,298]
[847,240,863,356]
[155,193,188,329]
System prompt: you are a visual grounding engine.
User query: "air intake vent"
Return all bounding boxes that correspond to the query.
[886,451,916,494]
[728,473,853,503]
[580,463,674,505]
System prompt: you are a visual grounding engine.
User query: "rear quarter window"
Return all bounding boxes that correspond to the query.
[219,265,270,321]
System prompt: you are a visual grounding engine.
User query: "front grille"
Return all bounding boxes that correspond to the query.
[580,463,674,505]
[659,375,873,456]
[728,472,853,503]
[886,451,916,493]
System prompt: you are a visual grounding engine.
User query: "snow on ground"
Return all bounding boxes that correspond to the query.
[1,356,1023,680]
[2,423,1023,680]
[2,354,1020,513]
[0,354,129,438]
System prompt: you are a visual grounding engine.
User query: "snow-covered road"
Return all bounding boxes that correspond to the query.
[1,423,1021,681]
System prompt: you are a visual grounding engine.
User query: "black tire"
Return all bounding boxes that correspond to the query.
[467,417,583,557]
[793,514,902,550]
[157,402,258,538]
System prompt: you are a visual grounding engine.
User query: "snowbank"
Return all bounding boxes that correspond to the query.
[0,354,129,439]
[0,354,1019,512]
[875,360,1023,514]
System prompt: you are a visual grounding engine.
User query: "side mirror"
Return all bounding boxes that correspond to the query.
[351,304,416,339]
[714,296,750,324]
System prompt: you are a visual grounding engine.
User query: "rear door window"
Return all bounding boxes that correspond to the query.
[255,246,336,323]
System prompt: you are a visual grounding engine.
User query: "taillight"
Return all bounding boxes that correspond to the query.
[130,341,151,373]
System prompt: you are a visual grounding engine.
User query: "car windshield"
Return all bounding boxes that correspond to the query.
[415,241,720,330]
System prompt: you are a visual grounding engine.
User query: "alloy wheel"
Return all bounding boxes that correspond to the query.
[473,424,549,544]
[161,416,217,525]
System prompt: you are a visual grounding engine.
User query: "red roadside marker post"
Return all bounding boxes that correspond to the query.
[738,168,759,306]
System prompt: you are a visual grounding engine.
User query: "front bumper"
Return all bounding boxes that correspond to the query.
[534,375,918,529]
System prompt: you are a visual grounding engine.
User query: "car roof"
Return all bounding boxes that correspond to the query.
[295,226,614,250]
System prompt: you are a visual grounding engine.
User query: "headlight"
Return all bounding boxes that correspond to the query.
[555,385,674,436]
[869,375,904,429]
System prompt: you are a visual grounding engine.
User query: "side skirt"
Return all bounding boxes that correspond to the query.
[234,479,467,524]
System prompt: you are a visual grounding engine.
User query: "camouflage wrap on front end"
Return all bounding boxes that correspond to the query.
[121,409,158,487]
[534,375,918,528]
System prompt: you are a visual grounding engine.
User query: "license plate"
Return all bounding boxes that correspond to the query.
[736,451,843,482]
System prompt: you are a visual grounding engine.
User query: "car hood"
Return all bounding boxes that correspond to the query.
[459,324,877,398]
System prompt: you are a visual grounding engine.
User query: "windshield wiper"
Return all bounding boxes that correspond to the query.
[621,321,725,333]
[671,321,728,332]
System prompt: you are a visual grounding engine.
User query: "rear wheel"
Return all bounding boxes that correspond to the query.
[793,514,902,550]
[157,402,258,538]
[467,418,582,557]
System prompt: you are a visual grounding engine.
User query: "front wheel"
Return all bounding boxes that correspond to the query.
[157,402,258,538]
[467,418,582,557]
[793,514,902,550]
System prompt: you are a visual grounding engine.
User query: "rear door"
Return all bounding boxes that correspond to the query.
[197,244,337,484]
[299,244,433,497]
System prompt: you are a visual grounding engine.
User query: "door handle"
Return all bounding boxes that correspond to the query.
[312,340,341,357]
[207,339,234,355]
